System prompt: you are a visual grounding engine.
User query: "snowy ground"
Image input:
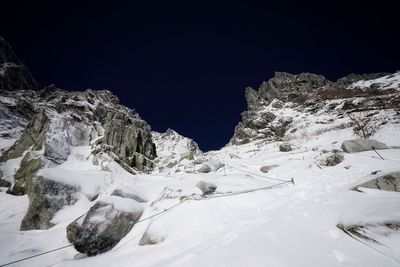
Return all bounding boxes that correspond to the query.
[1,126,400,267]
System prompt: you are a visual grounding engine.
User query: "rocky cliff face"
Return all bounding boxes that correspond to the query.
[231,71,400,145]
[0,87,157,229]
[0,36,38,91]
[0,36,158,231]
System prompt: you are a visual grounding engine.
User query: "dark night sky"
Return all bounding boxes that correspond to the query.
[1,1,399,151]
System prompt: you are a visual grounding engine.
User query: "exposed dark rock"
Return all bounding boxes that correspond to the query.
[7,153,42,196]
[100,109,156,172]
[0,36,38,91]
[67,200,143,256]
[319,150,344,166]
[21,176,77,230]
[279,142,292,152]
[257,72,331,104]
[0,112,50,163]
[0,170,11,187]
[245,87,262,111]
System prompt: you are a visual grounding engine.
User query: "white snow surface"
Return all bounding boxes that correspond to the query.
[1,121,400,266]
[350,71,400,91]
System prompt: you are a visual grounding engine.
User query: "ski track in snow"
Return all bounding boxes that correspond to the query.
[1,125,400,267]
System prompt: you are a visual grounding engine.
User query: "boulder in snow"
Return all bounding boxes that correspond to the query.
[319,150,344,167]
[279,142,292,152]
[196,181,217,195]
[198,164,212,173]
[355,172,400,192]
[21,176,78,230]
[67,197,143,256]
[341,139,388,153]
[260,165,278,173]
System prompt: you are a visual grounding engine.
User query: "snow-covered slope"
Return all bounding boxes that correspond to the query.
[1,69,400,266]
[350,71,400,91]
[1,122,400,266]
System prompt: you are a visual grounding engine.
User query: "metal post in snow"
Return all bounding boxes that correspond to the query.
[371,146,384,160]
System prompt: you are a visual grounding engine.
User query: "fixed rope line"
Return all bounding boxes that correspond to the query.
[0,244,74,267]
[0,200,187,267]
[225,163,294,184]
[0,177,292,267]
[201,181,292,199]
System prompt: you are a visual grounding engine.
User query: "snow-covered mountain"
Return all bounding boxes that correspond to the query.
[231,71,400,145]
[1,36,400,267]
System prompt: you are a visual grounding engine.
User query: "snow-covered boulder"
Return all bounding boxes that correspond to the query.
[198,164,212,173]
[67,196,144,256]
[341,139,388,153]
[196,181,217,195]
[319,150,344,167]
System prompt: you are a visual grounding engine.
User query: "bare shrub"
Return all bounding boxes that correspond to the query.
[348,112,377,139]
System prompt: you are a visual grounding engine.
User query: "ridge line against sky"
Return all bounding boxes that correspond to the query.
[1,0,399,151]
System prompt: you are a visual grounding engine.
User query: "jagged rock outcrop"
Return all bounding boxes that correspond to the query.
[99,109,156,172]
[0,88,157,170]
[231,71,400,145]
[152,129,203,173]
[7,152,42,195]
[67,197,143,255]
[0,87,157,230]
[0,36,157,231]
[257,72,331,105]
[0,36,38,91]
[0,111,49,163]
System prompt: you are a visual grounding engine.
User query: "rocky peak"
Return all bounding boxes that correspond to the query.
[152,129,202,173]
[232,71,400,145]
[245,72,331,110]
[0,36,38,91]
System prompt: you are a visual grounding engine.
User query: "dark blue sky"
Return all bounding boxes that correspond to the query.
[1,1,399,151]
